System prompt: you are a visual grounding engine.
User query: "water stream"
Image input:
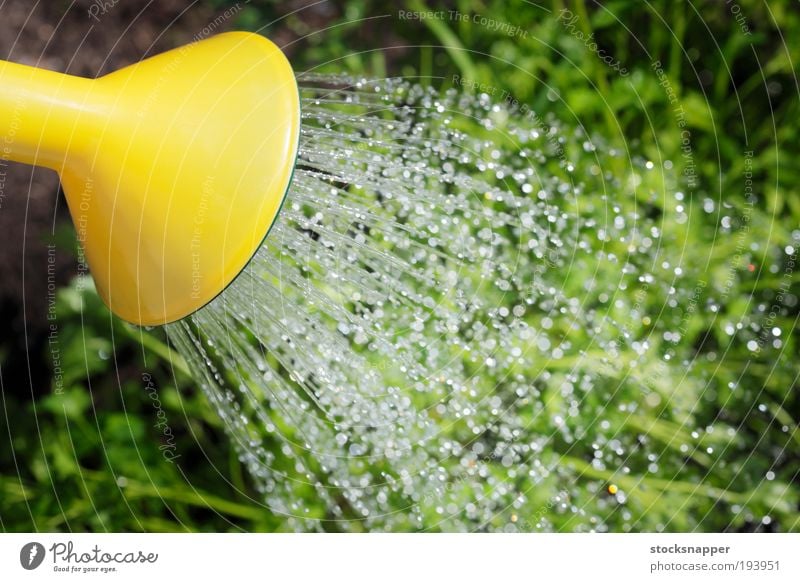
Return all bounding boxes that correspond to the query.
[165,76,706,531]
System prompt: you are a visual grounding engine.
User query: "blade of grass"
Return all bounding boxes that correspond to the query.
[408,0,478,82]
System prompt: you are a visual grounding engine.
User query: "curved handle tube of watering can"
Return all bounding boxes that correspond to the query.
[0,32,301,326]
[0,60,98,169]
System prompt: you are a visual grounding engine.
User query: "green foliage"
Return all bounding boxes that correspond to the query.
[1,278,284,531]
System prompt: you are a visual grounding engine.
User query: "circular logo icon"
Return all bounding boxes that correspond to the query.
[19,542,46,570]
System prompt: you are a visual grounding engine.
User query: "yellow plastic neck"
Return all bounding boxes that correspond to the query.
[0,60,97,170]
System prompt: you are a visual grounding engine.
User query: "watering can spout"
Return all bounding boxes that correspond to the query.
[0,32,300,326]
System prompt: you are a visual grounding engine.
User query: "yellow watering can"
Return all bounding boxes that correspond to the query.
[0,32,300,326]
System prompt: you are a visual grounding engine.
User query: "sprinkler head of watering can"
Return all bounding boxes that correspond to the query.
[0,32,300,325]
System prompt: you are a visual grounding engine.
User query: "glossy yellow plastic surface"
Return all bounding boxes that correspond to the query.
[0,32,300,325]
